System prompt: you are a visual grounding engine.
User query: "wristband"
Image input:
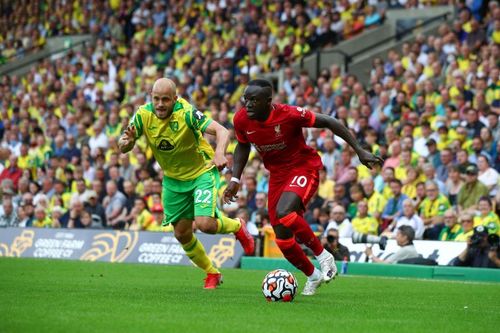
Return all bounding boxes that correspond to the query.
[230,177,240,184]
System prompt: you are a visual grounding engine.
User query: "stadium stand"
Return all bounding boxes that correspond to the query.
[0,1,498,260]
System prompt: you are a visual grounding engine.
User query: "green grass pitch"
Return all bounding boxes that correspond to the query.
[1,257,499,333]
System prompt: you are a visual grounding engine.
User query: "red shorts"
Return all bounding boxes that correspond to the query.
[267,168,320,226]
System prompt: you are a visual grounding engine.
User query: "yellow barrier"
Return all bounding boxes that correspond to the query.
[262,226,283,258]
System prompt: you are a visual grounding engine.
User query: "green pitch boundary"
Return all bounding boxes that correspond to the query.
[240,257,500,283]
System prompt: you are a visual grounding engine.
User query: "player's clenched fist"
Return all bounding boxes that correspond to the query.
[223,181,239,204]
[212,153,228,171]
[357,149,384,169]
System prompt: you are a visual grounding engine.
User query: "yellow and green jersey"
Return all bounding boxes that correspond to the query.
[351,215,379,235]
[32,217,52,228]
[455,229,473,242]
[419,194,450,219]
[136,209,156,231]
[131,98,214,181]
[367,191,386,217]
[439,224,463,241]
[474,212,500,236]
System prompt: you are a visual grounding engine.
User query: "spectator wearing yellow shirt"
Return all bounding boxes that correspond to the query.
[129,198,156,231]
[395,149,414,181]
[455,213,475,242]
[439,209,463,241]
[402,167,420,201]
[474,197,500,236]
[419,180,451,239]
[351,200,378,236]
[17,143,36,171]
[378,167,396,200]
[361,177,386,221]
[317,167,335,201]
[32,205,57,228]
[347,184,365,219]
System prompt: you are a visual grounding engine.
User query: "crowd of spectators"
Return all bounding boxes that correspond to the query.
[0,0,389,65]
[0,1,498,257]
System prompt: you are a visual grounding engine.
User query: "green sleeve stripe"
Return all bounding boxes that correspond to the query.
[173,100,183,112]
[200,118,212,132]
[134,113,144,138]
[185,110,194,130]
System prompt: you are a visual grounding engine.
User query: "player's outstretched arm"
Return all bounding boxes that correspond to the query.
[223,142,251,204]
[205,121,229,170]
[118,125,136,154]
[313,113,384,169]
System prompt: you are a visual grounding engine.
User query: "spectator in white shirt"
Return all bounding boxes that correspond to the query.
[477,154,499,196]
[384,199,424,240]
[324,205,353,238]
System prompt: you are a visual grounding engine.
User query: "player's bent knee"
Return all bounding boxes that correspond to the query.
[173,219,194,244]
[174,229,193,244]
[273,224,294,239]
[195,217,217,234]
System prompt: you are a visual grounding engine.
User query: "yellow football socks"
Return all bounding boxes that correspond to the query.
[182,235,219,274]
[216,215,242,234]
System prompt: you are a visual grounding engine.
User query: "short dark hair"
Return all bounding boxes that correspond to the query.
[478,196,492,207]
[390,178,402,187]
[398,225,415,242]
[248,79,273,89]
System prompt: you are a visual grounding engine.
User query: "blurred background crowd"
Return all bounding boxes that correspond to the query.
[0,1,498,255]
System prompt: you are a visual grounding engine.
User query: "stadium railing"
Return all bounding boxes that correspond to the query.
[0,36,93,77]
[299,12,451,80]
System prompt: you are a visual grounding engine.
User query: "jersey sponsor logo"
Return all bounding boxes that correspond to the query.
[169,121,179,132]
[157,139,175,151]
[148,125,157,131]
[254,141,287,153]
[246,130,256,135]
[194,110,205,120]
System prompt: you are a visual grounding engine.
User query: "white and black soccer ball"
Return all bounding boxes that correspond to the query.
[261,269,298,302]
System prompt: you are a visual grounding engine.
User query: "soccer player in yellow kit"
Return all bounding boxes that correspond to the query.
[119,78,254,289]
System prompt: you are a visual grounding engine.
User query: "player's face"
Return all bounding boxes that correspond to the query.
[243,86,271,121]
[152,90,177,119]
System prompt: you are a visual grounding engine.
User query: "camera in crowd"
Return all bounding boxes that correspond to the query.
[470,225,499,250]
[352,232,388,251]
[326,235,336,244]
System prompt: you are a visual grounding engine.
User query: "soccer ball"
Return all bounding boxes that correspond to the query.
[261,269,298,302]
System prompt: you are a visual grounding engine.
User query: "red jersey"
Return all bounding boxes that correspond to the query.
[233,104,323,174]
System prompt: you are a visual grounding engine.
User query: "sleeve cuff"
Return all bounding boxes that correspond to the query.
[200,118,212,132]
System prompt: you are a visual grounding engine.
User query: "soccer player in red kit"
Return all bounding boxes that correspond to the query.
[223,79,383,296]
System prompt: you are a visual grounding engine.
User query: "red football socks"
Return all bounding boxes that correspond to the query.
[278,211,324,256]
[275,237,315,277]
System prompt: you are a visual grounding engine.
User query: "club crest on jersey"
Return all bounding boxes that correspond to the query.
[296,107,307,117]
[157,138,175,151]
[274,124,282,137]
[169,121,179,132]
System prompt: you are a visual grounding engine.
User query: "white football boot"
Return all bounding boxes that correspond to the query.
[316,249,337,283]
[301,268,323,296]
